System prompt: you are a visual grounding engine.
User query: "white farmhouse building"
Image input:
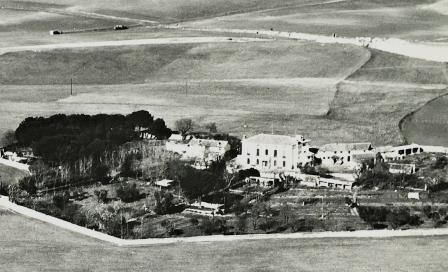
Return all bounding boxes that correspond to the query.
[235,134,313,172]
[316,142,374,170]
[375,144,423,161]
[165,133,230,163]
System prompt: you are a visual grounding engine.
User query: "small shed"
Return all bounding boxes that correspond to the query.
[155,179,174,188]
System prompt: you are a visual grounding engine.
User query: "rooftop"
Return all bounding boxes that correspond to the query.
[243,134,308,146]
[389,163,415,171]
[155,179,174,187]
[190,138,228,148]
[319,142,372,152]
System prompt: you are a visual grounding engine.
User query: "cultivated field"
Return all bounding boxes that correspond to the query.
[401,94,448,146]
[184,0,448,42]
[0,41,369,142]
[0,0,325,22]
[0,211,448,271]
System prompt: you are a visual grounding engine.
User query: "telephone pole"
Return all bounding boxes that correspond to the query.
[70,78,73,96]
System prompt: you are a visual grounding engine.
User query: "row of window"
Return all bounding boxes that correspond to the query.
[256,149,278,157]
[247,158,286,167]
[322,156,351,162]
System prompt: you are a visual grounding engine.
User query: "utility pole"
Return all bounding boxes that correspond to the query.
[70,78,73,96]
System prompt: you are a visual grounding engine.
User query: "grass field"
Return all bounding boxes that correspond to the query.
[0,41,369,142]
[184,0,447,42]
[1,211,448,271]
[1,0,324,22]
[401,94,448,146]
[2,46,446,146]
[0,164,28,186]
[325,49,448,146]
[0,41,365,84]
[349,50,448,84]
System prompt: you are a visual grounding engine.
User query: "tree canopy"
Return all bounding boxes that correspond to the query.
[14,111,171,165]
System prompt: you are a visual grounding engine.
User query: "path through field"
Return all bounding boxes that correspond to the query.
[0,36,271,55]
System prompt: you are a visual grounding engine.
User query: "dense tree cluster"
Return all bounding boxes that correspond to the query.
[354,159,424,190]
[116,183,142,203]
[15,111,171,165]
[358,206,422,229]
[164,159,227,200]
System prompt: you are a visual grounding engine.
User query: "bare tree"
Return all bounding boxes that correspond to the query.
[175,118,195,139]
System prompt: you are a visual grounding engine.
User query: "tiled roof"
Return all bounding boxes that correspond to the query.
[244,134,304,146]
[190,138,228,148]
[319,142,372,152]
[389,163,415,171]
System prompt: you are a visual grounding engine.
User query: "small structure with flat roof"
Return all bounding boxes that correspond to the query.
[155,179,174,188]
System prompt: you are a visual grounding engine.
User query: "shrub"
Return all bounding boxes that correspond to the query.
[359,206,422,229]
[94,189,108,203]
[290,218,322,232]
[18,177,37,195]
[154,191,174,215]
[358,206,389,225]
[432,156,448,169]
[200,218,227,235]
[53,192,69,210]
[0,182,8,196]
[116,183,141,203]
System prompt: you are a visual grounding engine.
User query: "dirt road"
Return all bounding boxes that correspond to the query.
[0,36,272,55]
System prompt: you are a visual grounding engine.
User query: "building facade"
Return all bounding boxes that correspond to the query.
[316,142,374,170]
[235,134,313,172]
[375,144,423,161]
[165,134,230,163]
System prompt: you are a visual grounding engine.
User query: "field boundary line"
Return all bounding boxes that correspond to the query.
[1,195,448,247]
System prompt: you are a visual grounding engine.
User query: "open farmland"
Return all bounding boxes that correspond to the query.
[401,94,448,146]
[325,49,448,146]
[184,0,448,42]
[0,211,448,271]
[0,41,369,141]
[0,41,365,84]
[0,0,325,23]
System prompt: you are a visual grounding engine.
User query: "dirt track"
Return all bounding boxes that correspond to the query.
[0,36,272,55]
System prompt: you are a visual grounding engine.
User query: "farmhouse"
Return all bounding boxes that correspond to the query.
[376,144,423,161]
[235,134,313,172]
[316,142,374,170]
[165,133,230,163]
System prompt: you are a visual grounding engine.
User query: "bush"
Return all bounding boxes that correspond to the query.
[290,218,323,232]
[116,183,141,203]
[18,176,37,195]
[359,206,422,229]
[0,182,8,196]
[358,206,389,225]
[200,218,227,235]
[53,192,69,210]
[432,156,448,169]
[94,189,108,203]
[154,191,174,215]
